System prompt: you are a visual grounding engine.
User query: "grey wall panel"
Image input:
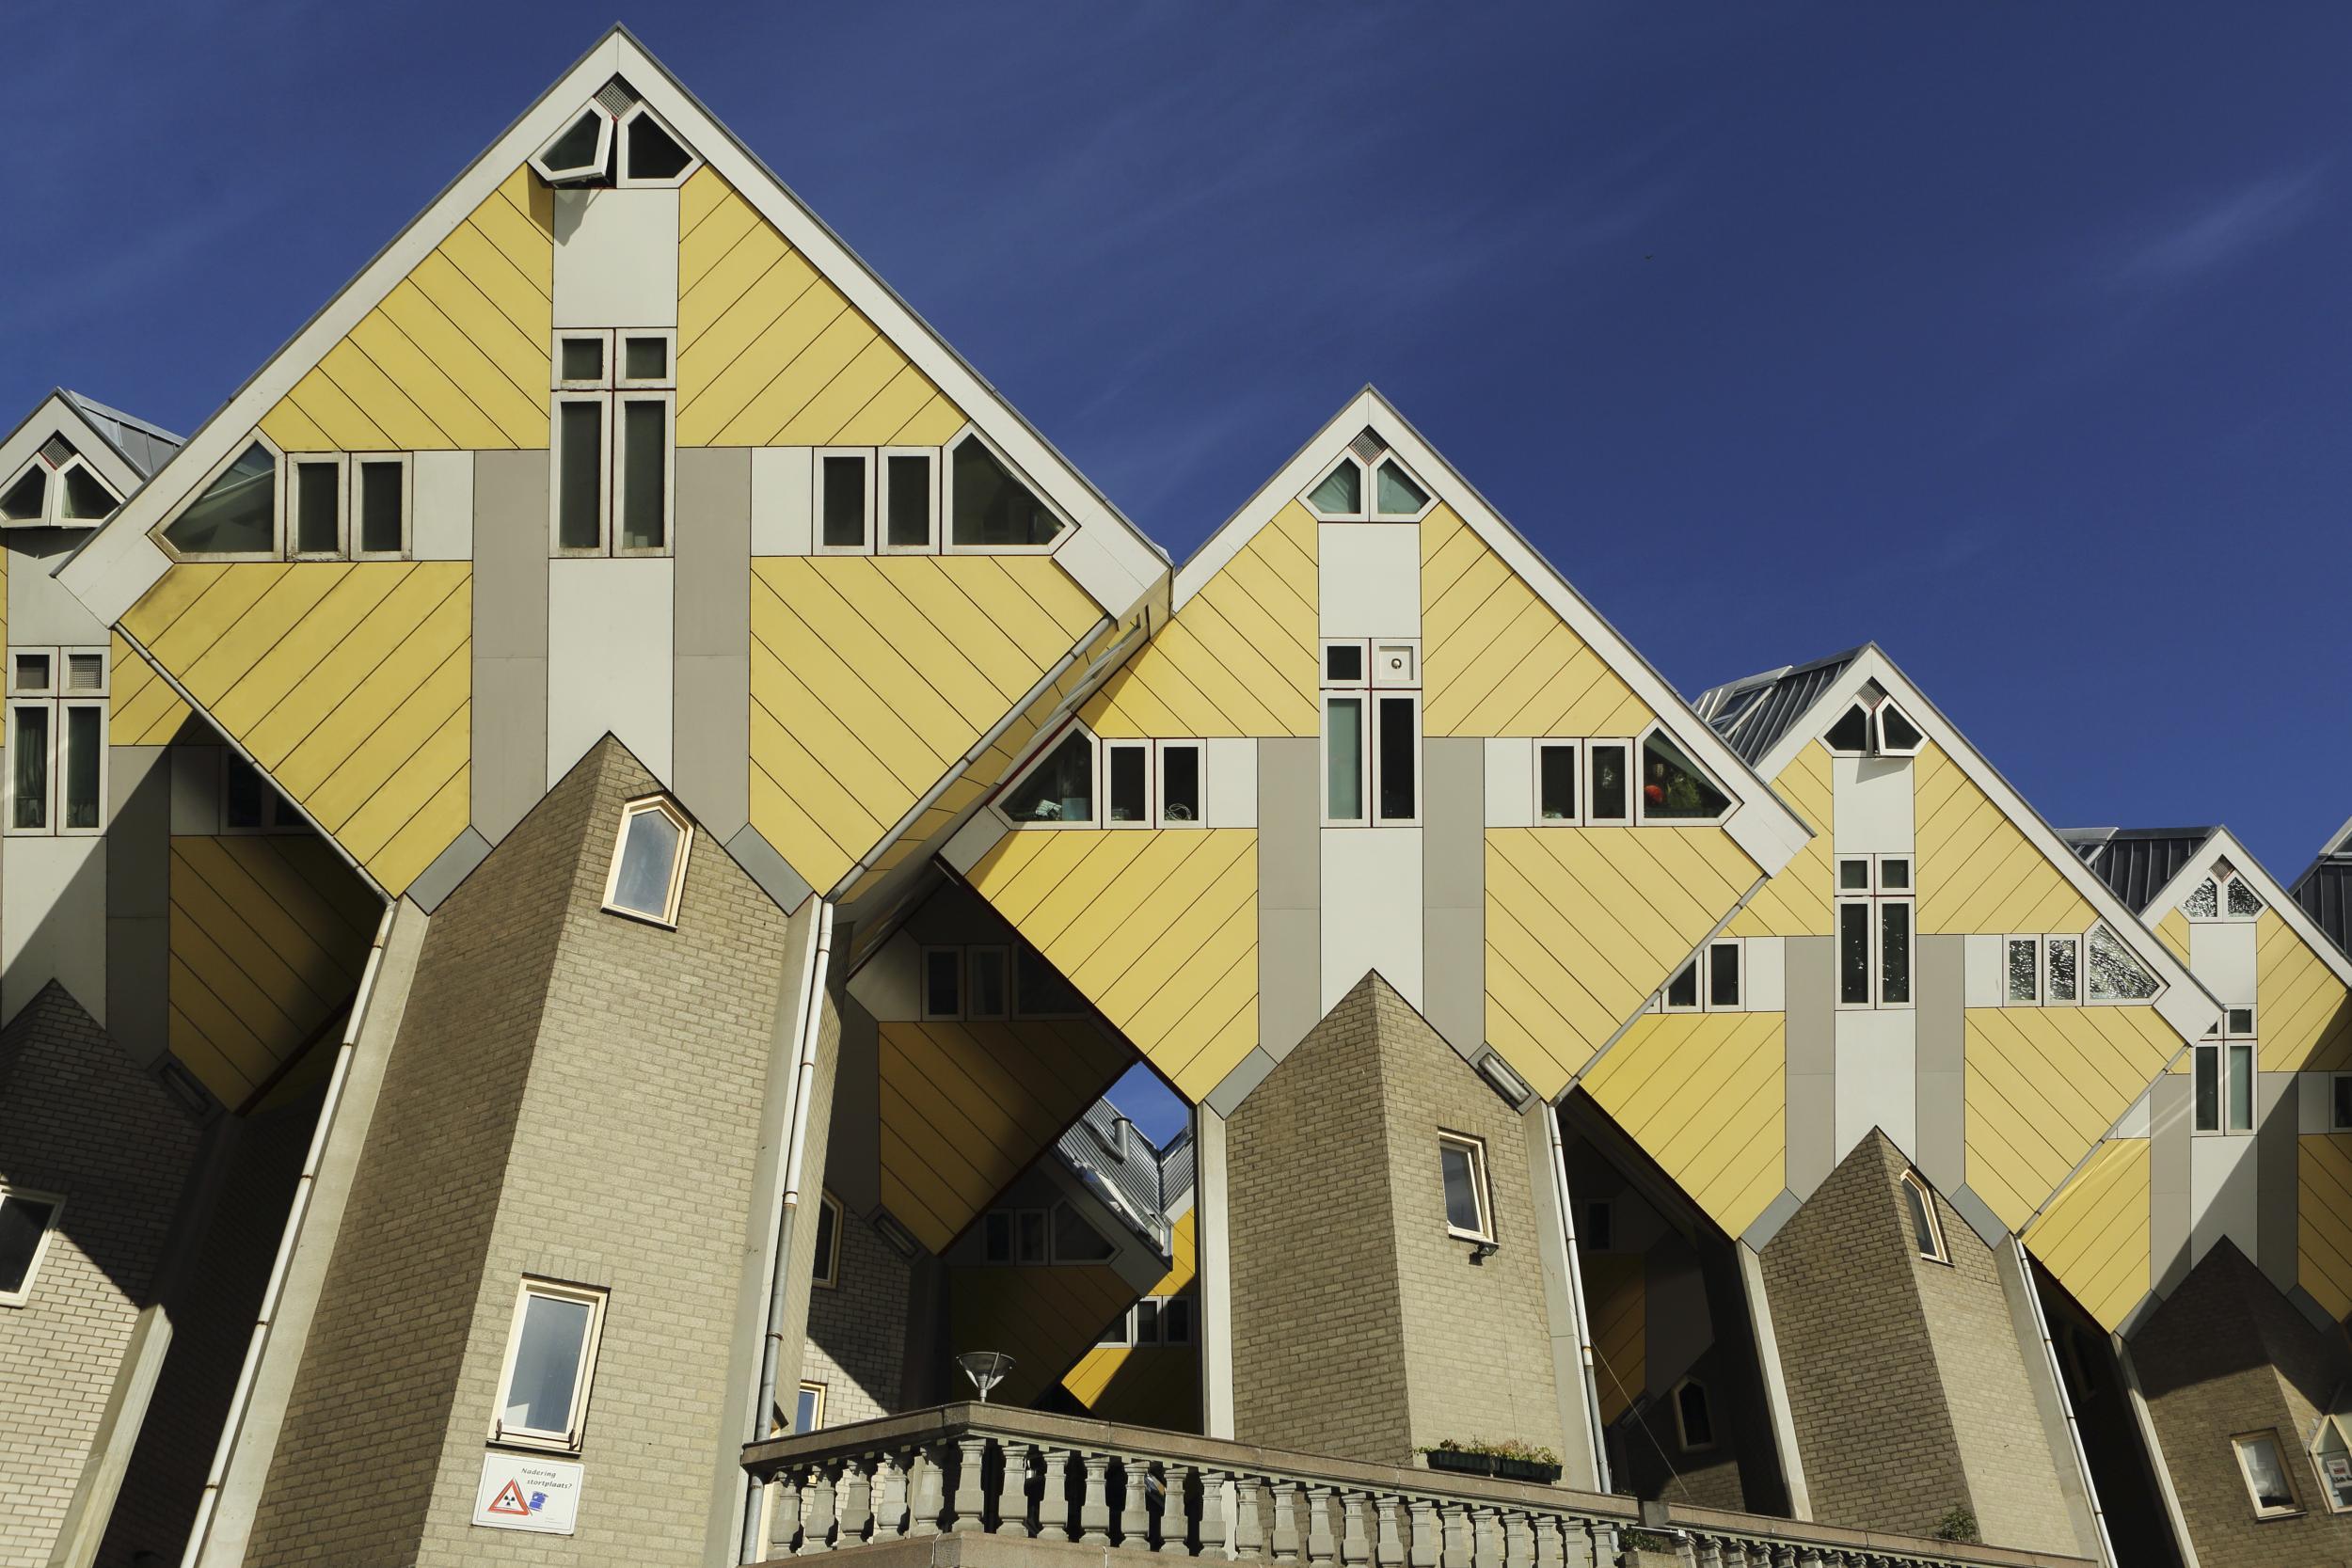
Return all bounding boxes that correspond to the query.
[2148,1074,2191,1295]
[2255,1073,2297,1295]
[1915,935,1965,1193]
[105,746,170,1066]
[10,531,112,647]
[673,655,749,843]
[1784,936,1835,1197]
[1259,737,1319,1060]
[1422,738,1483,1061]
[471,451,550,842]
[405,827,491,913]
[672,449,752,840]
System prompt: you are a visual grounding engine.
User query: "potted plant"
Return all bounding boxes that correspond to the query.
[1417,1439,1562,1484]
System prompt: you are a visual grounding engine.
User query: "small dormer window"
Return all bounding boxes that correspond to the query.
[0,467,43,521]
[1307,456,1361,515]
[948,432,1064,548]
[1637,729,1731,822]
[163,440,278,557]
[2,440,121,529]
[533,107,613,184]
[2084,923,2158,1001]
[602,795,691,926]
[1300,430,1435,521]
[1824,689,1923,757]
[619,104,695,184]
[1824,702,1869,752]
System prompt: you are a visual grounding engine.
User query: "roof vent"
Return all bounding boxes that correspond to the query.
[38,436,74,468]
[1348,428,1387,464]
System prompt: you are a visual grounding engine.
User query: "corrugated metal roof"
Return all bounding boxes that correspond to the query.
[1692,647,1865,768]
[62,390,183,479]
[1054,1099,1173,1253]
[2294,854,2352,959]
[2058,826,2216,915]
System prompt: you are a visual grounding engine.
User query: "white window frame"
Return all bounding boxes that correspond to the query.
[795,1379,827,1433]
[2005,935,2042,1006]
[349,452,413,560]
[152,434,285,563]
[1900,1169,1948,1263]
[1871,698,1926,757]
[2082,921,2162,1006]
[2232,1429,2304,1520]
[1320,639,1370,687]
[2332,1072,2352,1134]
[286,452,347,558]
[919,946,964,1021]
[877,446,940,554]
[611,392,675,557]
[1585,738,1633,825]
[7,651,109,839]
[1534,739,1582,824]
[555,328,616,390]
[1661,957,1702,1014]
[613,327,678,389]
[1438,1132,1495,1243]
[2312,1411,2352,1513]
[531,105,615,184]
[1301,452,1369,521]
[1837,856,1914,1010]
[52,454,120,524]
[0,1187,64,1307]
[615,102,702,188]
[1321,691,1370,828]
[814,448,875,555]
[1632,722,1734,827]
[489,1277,608,1453]
[1671,1378,1716,1452]
[1822,690,1926,759]
[1370,689,1422,827]
[2044,933,2081,1006]
[2196,1008,2259,1136]
[1157,738,1205,827]
[943,425,1071,554]
[1370,640,1420,689]
[1368,451,1439,522]
[550,392,614,556]
[1103,738,1152,830]
[812,1190,842,1290]
[993,721,1101,830]
[599,795,692,927]
[964,946,1009,1021]
[1706,939,1743,1010]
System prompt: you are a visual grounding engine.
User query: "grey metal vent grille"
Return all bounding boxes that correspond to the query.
[596,79,639,117]
[1348,429,1386,464]
[39,436,74,467]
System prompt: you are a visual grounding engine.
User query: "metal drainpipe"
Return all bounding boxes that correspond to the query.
[181,905,395,1568]
[2012,1235,2117,1567]
[740,899,835,1563]
[1545,1105,1612,1493]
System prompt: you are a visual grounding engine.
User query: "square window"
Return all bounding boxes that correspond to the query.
[1323,641,1365,685]
[491,1278,607,1452]
[1438,1133,1493,1241]
[1878,857,1911,891]
[1839,859,1870,893]
[559,335,608,386]
[2227,1006,2254,1036]
[11,654,51,694]
[622,335,670,384]
[64,655,104,695]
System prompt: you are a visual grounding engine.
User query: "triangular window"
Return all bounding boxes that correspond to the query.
[59,464,116,521]
[622,106,695,184]
[2225,872,2264,918]
[532,107,613,184]
[1003,729,1094,823]
[949,435,1063,546]
[164,442,277,556]
[2084,923,2158,1001]
[1307,457,1362,516]
[1639,730,1731,821]
[1823,702,1870,753]
[1374,457,1429,516]
[2183,878,2218,920]
[1874,700,1924,756]
[0,467,43,523]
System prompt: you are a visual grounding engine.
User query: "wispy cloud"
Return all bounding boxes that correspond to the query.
[2113,166,2328,290]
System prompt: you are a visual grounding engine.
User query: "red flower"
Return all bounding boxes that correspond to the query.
[1645,783,1664,804]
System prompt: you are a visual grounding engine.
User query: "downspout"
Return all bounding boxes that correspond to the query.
[740,899,835,1563]
[182,905,395,1568]
[2011,1236,2117,1567]
[1545,1105,1612,1493]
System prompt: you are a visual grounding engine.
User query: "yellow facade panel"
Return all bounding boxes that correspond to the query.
[111,634,191,745]
[1583,1252,1646,1425]
[2300,1135,2352,1322]
[1062,1209,1200,1428]
[1582,1011,1786,1237]
[1963,1005,2175,1232]
[1727,742,1834,938]
[2153,909,2190,964]
[949,1263,1136,1410]
[2024,1139,2150,1331]
[2255,911,2352,1072]
[1914,744,2094,935]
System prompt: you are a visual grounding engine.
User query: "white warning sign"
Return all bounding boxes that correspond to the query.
[473,1452,584,1534]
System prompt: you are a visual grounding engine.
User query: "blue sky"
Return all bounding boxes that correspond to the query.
[15,7,2349,1141]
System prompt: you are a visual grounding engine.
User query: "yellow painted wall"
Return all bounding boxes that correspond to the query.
[1062,1208,1199,1431]
[2154,909,2190,965]
[1725,741,1834,938]
[167,834,382,1107]
[1421,506,1651,738]
[1082,502,1317,738]
[111,632,190,744]
[1963,1005,2179,1231]
[1485,826,1762,1098]
[946,1262,1136,1410]
[1581,1013,1786,1239]
[1583,1252,1645,1425]
[877,1015,1130,1255]
[749,555,1098,894]
[2299,1134,2352,1323]
[2023,1139,2150,1332]
[120,562,472,895]
[676,168,964,448]
[2254,909,2352,1072]
[259,166,553,452]
[962,830,1259,1101]
[1914,744,2095,935]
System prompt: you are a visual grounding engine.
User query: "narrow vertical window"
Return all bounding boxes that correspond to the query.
[1375,694,1417,822]
[1880,900,1911,1005]
[557,401,605,550]
[1134,1296,1164,1345]
[820,453,869,549]
[292,459,342,555]
[2231,1431,2300,1518]
[1587,741,1629,823]
[811,1192,841,1289]
[794,1382,826,1433]
[11,705,49,832]
[1901,1171,1947,1262]
[1106,743,1148,824]
[1325,696,1364,822]
[1708,941,1740,1008]
[617,401,666,550]
[1438,1133,1493,1241]
[1017,1209,1048,1264]
[0,1189,62,1304]
[1673,1381,1715,1450]
[2228,1042,2254,1132]
[601,796,691,925]
[62,706,101,831]
[2334,1073,2352,1132]
[2007,938,2040,1004]
[1536,742,1579,821]
[357,458,405,555]
[1160,742,1201,824]
[921,949,962,1021]
[966,948,1009,1019]
[1663,959,1700,1011]
[1838,901,1869,1005]
[2046,936,2079,1003]
[491,1279,607,1451]
[2194,1041,2221,1132]
[883,451,934,550]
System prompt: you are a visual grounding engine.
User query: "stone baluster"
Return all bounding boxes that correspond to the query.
[1375,1497,1406,1565]
[1502,1511,1534,1568]
[1200,1469,1232,1560]
[764,1470,803,1560]
[1271,1481,1302,1562]
[1038,1447,1074,1541]
[1690,1537,1721,1568]
[1118,1456,1152,1549]
[949,1437,988,1533]
[1080,1454,1113,1546]
[1407,1498,1439,1568]
[869,1452,905,1543]
[1234,1475,1267,1560]
[1306,1486,1338,1564]
[993,1440,1031,1537]
[1471,1507,1502,1568]
[836,1457,873,1548]
[1341,1492,1371,1566]
[1439,1503,1470,1568]
[797,1464,836,1556]
[1159,1463,1196,1556]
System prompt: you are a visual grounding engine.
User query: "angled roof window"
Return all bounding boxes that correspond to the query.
[0,467,44,523]
[163,441,277,556]
[1002,728,1094,824]
[532,106,613,184]
[1374,456,1430,516]
[59,463,117,521]
[1873,700,1924,756]
[949,434,1064,547]
[1307,456,1363,517]
[1823,701,1870,753]
[2085,923,2159,1001]
[621,104,696,184]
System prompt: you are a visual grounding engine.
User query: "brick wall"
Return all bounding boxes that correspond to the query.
[0,982,202,1563]
[1759,1132,1976,1537]
[803,1201,911,1425]
[1229,974,1561,1469]
[2131,1240,2352,1568]
[1230,976,1412,1465]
